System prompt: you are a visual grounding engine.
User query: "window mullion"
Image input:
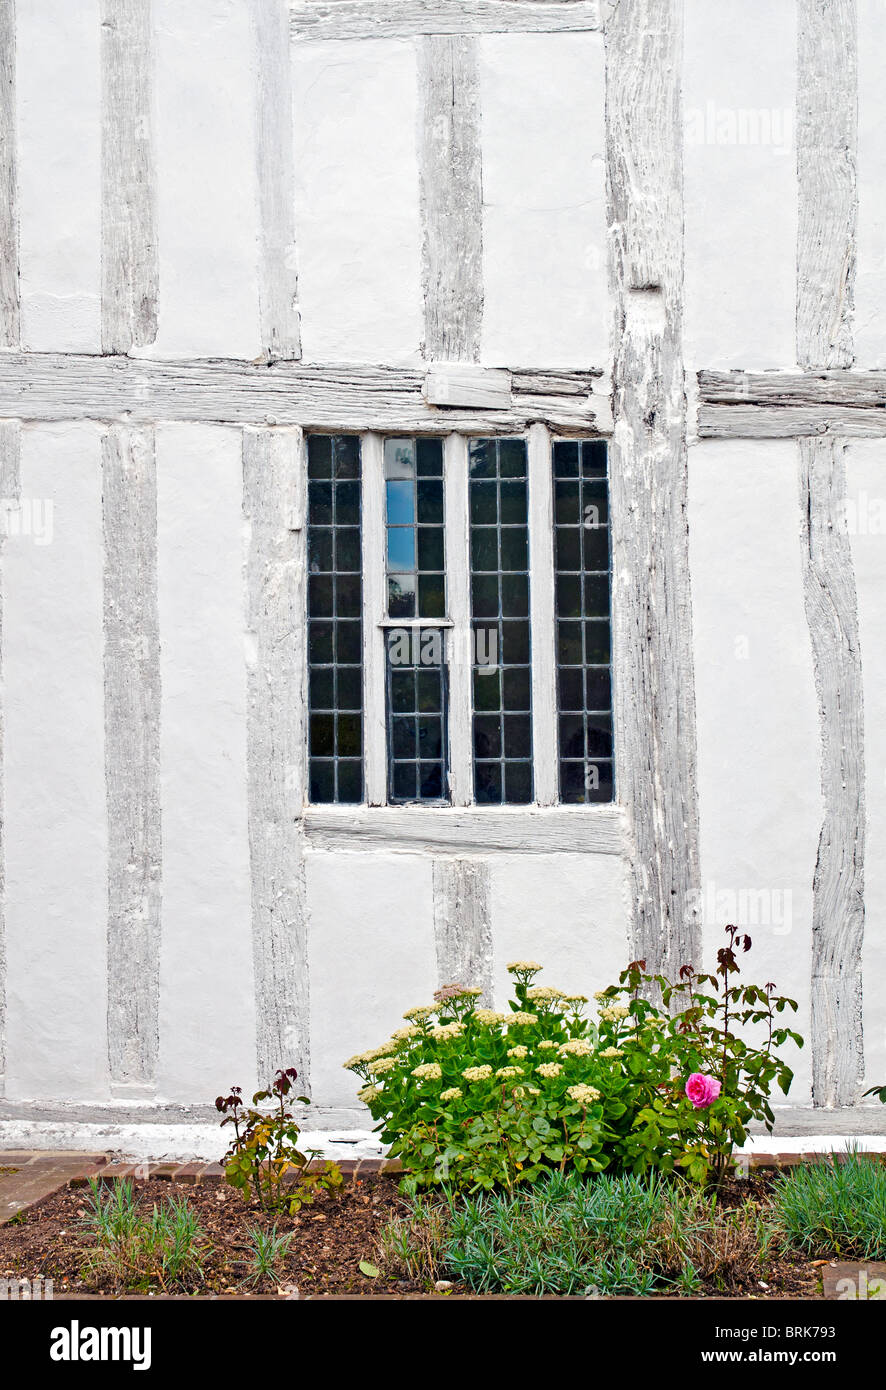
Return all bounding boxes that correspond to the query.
[444,431,473,806]
[361,431,388,805]
[528,421,558,805]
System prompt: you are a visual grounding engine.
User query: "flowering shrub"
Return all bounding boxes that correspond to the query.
[345,928,803,1192]
[594,926,803,1185]
[345,967,608,1193]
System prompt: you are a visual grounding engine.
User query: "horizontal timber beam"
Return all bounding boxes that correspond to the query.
[303,805,627,856]
[697,370,886,438]
[289,0,604,41]
[0,354,606,434]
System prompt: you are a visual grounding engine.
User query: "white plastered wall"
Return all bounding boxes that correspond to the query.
[0,5,881,1132]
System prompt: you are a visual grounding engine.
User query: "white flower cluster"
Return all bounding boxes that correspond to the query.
[507,1045,528,1059]
[506,960,543,974]
[566,1084,600,1105]
[558,1039,594,1058]
[430,1021,466,1041]
[495,1065,523,1079]
[598,1004,630,1023]
[343,1041,398,1070]
[508,1011,539,1027]
[370,1057,397,1075]
[526,986,565,1003]
[462,1064,494,1082]
[473,1009,508,1026]
[536,1061,563,1079]
[411,1062,442,1081]
[440,1087,462,1102]
[403,1005,436,1022]
[600,1046,624,1059]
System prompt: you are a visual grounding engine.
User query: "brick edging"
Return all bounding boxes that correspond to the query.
[77,1156,405,1186]
[76,1150,886,1186]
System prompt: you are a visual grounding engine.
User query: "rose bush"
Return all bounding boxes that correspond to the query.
[345,927,803,1192]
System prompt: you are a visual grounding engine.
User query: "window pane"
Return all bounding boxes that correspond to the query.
[553,439,613,804]
[307,434,363,803]
[386,627,449,803]
[384,437,446,620]
[469,437,533,804]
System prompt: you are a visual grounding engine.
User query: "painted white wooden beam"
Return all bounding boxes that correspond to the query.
[250,0,301,361]
[101,0,158,353]
[0,353,606,434]
[418,37,483,363]
[304,804,627,856]
[0,0,18,348]
[697,372,886,439]
[796,0,865,1108]
[103,424,161,1094]
[243,426,311,1083]
[289,0,604,42]
[606,0,701,976]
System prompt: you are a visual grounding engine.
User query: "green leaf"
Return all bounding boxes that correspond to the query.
[359,1260,380,1278]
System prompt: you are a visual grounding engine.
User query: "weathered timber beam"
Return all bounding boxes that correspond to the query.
[289,0,604,41]
[697,370,886,439]
[0,353,606,433]
[698,404,886,439]
[699,371,886,407]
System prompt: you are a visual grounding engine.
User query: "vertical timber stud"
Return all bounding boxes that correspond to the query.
[797,0,864,1106]
[432,860,493,1002]
[418,35,483,362]
[799,440,864,1106]
[605,0,702,978]
[0,0,19,347]
[251,0,301,361]
[100,0,158,353]
[103,426,162,1094]
[418,36,493,991]
[0,420,19,1093]
[243,427,311,1084]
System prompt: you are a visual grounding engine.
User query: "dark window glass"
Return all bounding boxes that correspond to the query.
[553,439,613,804]
[307,434,363,803]
[385,627,449,803]
[384,438,446,619]
[469,438,533,804]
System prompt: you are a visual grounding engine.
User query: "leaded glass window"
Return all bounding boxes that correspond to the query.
[553,439,613,803]
[306,434,363,803]
[469,437,533,805]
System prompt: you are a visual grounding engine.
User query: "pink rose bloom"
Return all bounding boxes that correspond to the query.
[685,1073,722,1109]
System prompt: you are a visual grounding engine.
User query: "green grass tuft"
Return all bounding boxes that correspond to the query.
[769,1152,886,1261]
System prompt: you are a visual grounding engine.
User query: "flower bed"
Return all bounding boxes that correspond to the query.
[0,1166,857,1298]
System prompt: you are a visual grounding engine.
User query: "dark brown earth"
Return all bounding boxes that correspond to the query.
[0,1169,829,1298]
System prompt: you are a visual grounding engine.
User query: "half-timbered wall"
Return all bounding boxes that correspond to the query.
[0,0,882,1133]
